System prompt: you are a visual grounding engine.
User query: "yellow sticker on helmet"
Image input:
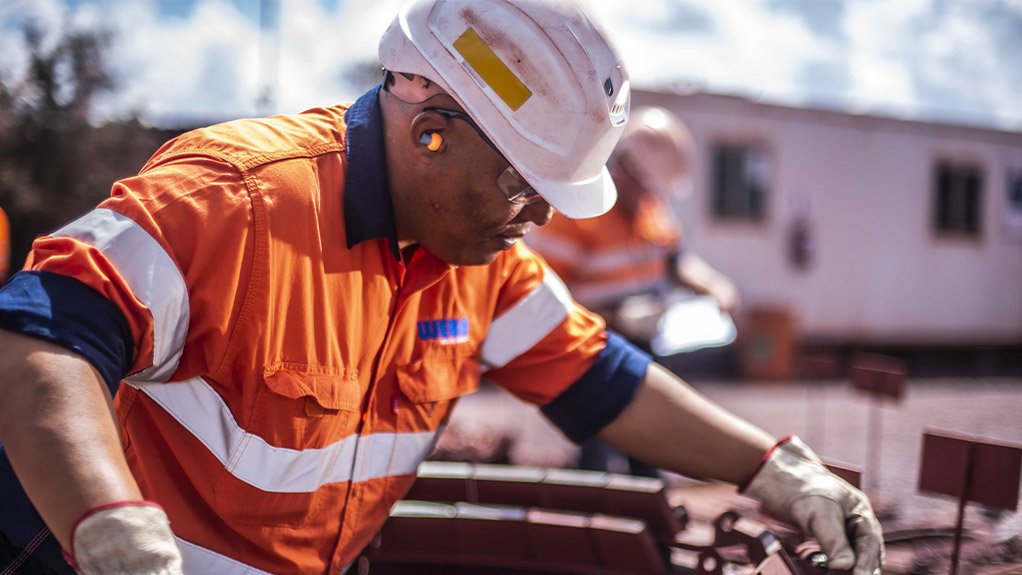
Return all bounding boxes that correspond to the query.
[453,27,532,111]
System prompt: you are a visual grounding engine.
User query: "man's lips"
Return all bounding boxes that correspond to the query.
[496,225,531,241]
[497,231,525,241]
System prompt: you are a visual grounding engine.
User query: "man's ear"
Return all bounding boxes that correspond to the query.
[410,110,449,156]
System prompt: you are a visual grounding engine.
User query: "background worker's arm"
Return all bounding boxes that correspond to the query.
[0,329,182,573]
[597,361,772,482]
[673,251,740,314]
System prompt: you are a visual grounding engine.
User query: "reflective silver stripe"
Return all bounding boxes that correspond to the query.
[481,268,574,368]
[571,276,667,310]
[135,377,440,492]
[54,208,189,382]
[351,430,441,483]
[177,537,272,575]
[523,233,581,262]
[586,245,669,273]
[526,236,669,274]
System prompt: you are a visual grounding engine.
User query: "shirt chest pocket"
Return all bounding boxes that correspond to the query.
[395,346,480,431]
[254,365,361,447]
[214,365,361,527]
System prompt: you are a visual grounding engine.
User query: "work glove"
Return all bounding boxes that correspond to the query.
[742,436,884,575]
[68,501,183,575]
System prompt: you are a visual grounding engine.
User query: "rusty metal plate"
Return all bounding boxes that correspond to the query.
[824,462,862,489]
[970,439,1022,510]
[850,353,905,401]
[800,351,842,380]
[918,431,1022,511]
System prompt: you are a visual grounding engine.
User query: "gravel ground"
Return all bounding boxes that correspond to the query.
[439,376,1022,532]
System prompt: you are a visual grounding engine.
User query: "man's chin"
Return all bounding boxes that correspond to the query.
[455,252,500,267]
[429,238,507,267]
[445,247,501,267]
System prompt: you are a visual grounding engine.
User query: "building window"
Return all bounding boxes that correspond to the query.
[1007,167,1022,241]
[1010,168,1022,212]
[711,144,770,221]
[932,162,983,236]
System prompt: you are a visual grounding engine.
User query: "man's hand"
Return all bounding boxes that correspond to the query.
[743,436,884,575]
[70,502,183,575]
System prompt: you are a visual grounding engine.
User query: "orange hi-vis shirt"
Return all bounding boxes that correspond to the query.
[18,87,613,574]
[527,194,683,311]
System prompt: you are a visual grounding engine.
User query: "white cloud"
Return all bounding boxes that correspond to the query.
[839,0,1022,127]
[273,0,402,114]
[0,0,65,90]
[844,0,927,115]
[102,0,263,122]
[590,0,828,103]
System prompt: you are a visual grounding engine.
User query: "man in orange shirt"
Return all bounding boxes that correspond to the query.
[0,1,881,574]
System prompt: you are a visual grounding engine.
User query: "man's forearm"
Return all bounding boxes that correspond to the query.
[0,329,142,549]
[598,362,774,483]
[674,252,739,313]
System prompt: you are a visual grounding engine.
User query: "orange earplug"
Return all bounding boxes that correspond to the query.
[420,132,443,152]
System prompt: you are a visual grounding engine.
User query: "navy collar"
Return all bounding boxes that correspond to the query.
[344,83,401,261]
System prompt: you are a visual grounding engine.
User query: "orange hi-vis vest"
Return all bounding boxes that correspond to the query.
[527,194,682,311]
[24,93,607,573]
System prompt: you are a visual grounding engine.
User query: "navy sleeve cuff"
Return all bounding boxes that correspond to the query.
[0,271,132,395]
[541,330,652,444]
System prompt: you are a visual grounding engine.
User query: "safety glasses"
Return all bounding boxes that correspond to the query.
[424,107,543,206]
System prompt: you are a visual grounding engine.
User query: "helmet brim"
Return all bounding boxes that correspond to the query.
[531,165,617,219]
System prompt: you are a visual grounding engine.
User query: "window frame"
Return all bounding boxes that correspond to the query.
[708,140,773,224]
[930,158,985,240]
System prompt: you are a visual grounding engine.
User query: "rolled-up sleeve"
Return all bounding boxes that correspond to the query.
[480,243,652,444]
[0,270,133,394]
[540,331,650,443]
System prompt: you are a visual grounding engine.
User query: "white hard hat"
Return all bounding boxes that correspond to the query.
[379,0,631,219]
[611,106,695,200]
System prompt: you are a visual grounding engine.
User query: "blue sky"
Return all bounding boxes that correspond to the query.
[2,0,1020,130]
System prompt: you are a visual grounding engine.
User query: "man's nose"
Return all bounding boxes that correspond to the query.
[519,198,554,227]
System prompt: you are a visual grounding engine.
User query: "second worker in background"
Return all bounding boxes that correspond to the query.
[528,107,740,476]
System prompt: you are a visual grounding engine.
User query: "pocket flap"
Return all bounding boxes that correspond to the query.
[263,366,360,411]
[396,348,480,404]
